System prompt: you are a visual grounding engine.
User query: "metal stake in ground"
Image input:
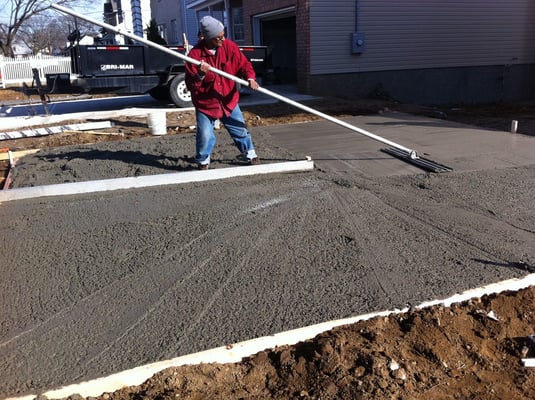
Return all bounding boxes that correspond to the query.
[51,4,452,173]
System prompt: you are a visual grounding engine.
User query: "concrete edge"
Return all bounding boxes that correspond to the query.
[6,273,535,400]
[0,159,315,203]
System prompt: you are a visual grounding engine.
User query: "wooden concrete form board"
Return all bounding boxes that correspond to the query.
[0,160,8,189]
[264,112,535,177]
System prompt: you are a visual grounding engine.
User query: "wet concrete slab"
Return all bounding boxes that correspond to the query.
[2,96,535,397]
[264,111,535,177]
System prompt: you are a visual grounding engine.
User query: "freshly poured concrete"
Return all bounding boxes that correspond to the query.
[1,110,534,398]
[266,111,535,176]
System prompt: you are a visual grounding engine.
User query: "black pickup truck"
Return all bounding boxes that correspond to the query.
[46,44,268,108]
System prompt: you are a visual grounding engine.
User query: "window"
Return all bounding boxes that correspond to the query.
[232,7,244,42]
[158,24,167,42]
[171,19,179,44]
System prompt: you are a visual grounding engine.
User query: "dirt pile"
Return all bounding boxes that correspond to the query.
[75,286,535,400]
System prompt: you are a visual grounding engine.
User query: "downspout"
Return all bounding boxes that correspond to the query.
[355,0,359,32]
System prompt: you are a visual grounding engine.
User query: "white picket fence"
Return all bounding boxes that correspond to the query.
[0,54,72,89]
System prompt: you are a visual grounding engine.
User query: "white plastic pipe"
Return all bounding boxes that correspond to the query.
[51,4,416,155]
[511,120,518,133]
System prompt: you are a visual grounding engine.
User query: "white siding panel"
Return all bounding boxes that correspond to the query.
[310,0,535,74]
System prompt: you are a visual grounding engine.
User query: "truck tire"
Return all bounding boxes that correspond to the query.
[169,73,192,108]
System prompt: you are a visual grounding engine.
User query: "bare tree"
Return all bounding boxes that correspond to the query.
[0,0,92,57]
[17,14,54,55]
[18,13,99,55]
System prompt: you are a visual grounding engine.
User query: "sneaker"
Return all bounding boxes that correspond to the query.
[236,154,260,165]
[198,164,209,170]
[236,154,248,163]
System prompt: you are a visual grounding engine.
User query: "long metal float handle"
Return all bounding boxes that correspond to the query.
[51,3,417,156]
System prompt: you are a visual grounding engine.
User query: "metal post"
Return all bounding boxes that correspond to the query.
[31,68,50,115]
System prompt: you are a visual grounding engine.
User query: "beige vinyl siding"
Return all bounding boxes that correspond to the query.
[310,0,535,75]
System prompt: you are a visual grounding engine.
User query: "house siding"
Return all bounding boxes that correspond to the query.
[183,1,201,45]
[308,0,535,104]
[169,0,535,104]
[151,0,179,44]
[310,0,535,74]
[150,0,201,45]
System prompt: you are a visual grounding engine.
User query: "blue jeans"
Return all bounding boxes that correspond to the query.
[195,105,257,165]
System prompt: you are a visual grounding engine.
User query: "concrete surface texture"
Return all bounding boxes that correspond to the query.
[267,111,535,176]
[0,111,534,397]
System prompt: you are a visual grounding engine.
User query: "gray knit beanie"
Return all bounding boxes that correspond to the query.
[199,16,224,40]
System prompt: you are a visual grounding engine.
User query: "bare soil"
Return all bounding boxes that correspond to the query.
[86,286,535,400]
[1,88,535,399]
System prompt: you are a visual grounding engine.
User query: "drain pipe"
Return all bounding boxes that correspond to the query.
[355,0,359,32]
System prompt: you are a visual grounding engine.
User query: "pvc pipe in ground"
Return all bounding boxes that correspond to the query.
[7,273,535,400]
[511,120,518,133]
[148,111,167,135]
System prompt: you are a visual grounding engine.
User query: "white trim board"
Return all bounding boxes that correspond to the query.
[0,159,315,202]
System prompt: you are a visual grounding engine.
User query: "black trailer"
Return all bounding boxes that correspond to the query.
[47,44,268,108]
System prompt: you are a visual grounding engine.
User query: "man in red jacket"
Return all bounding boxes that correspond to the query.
[185,16,260,170]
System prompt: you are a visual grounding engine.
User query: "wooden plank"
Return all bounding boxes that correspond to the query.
[0,149,41,161]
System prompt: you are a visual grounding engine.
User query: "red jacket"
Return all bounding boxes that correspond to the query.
[185,39,256,119]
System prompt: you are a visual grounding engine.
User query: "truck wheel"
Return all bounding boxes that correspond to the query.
[169,73,192,108]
